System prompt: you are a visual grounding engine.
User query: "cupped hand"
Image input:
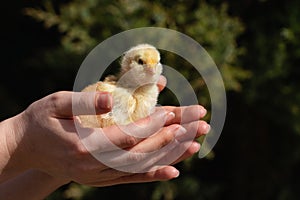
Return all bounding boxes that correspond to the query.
[14,75,209,187]
[19,93,208,186]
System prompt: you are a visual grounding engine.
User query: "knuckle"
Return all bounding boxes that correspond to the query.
[123,135,138,147]
[161,131,174,146]
[160,128,175,146]
[71,141,90,160]
[127,151,145,163]
[50,91,63,102]
[48,92,64,110]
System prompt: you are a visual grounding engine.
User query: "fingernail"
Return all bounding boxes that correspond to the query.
[172,168,180,178]
[96,93,112,110]
[174,125,187,137]
[166,112,175,121]
[192,142,201,153]
[200,108,207,117]
[204,124,211,134]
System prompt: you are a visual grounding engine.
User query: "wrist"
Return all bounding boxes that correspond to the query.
[0,112,31,182]
[33,169,71,187]
[0,169,70,200]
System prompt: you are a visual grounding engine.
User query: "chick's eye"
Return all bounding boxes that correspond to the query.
[138,59,145,65]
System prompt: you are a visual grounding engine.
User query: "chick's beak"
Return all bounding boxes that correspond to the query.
[146,63,157,74]
[144,57,157,73]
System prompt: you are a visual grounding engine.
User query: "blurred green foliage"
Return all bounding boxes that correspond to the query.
[1,0,300,199]
[24,0,250,94]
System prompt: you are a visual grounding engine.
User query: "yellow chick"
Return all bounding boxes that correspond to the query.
[79,44,163,128]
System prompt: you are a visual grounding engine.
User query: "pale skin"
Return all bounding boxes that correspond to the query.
[0,76,210,199]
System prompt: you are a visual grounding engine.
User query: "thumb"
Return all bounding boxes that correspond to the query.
[94,92,113,114]
[47,91,112,117]
[72,91,112,116]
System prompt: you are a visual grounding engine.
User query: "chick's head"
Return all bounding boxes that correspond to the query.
[120,44,162,86]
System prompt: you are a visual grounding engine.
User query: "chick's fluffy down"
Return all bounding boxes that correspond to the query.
[78,44,162,128]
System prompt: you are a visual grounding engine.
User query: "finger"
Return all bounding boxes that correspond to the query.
[192,120,210,137]
[171,141,201,165]
[76,109,175,155]
[72,91,112,115]
[168,121,209,164]
[152,139,201,167]
[157,75,167,92]
[97,125,185,171]
[176,120,210,142]
[98,139,179,172]
[127,124,186,152]
[101,109,175,149]
[46,91,112,117]
[153,121,209,166]
[86,166,179,187]
[101,121,207,171]
[156,105,207,125]
[158,121,211,166]
[153,139,193,166]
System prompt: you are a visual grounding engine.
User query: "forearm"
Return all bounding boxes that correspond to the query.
[0,169,69,200]
[0,113,30,183]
